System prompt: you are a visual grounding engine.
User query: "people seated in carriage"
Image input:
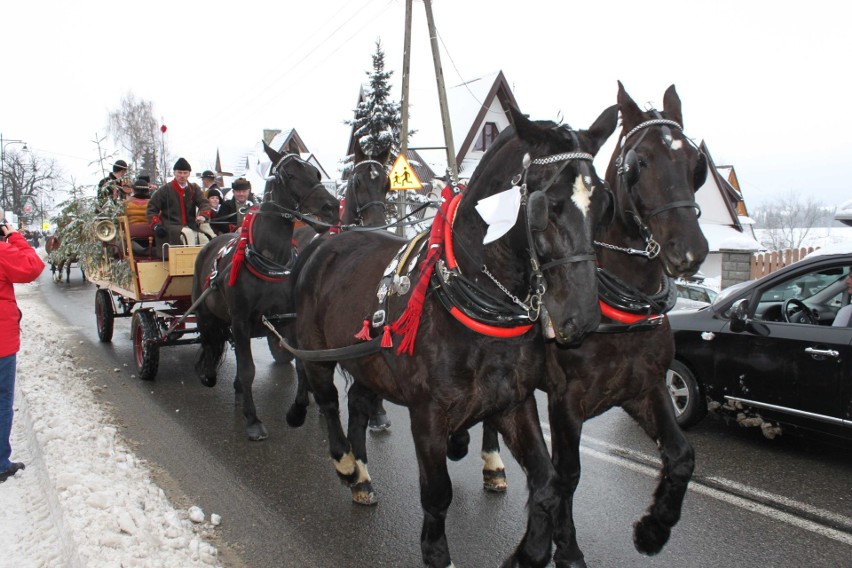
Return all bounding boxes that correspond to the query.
[219,178,255,232]
[205,187,231,236]
[125,176,155,256]
[200,170,221,199]
[146,158,212,258]
[97,159,131,210]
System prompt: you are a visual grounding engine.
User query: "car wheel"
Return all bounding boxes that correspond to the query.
[666,360,707,428]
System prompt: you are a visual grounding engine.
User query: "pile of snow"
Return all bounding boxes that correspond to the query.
[1,280,222,567]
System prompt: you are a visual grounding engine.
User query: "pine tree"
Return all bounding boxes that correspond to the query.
[346,40,403,158]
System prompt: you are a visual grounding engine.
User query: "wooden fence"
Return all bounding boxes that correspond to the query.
[750,247,816,279]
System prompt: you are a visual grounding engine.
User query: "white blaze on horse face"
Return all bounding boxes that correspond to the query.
[571,174,593,217]
[664,134,683,151]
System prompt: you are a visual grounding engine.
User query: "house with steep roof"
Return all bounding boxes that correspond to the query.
[694,141,763,279]
[210,128,336,198]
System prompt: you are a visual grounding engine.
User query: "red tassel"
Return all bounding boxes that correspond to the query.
[354,319,372,341]
[380,325,393,348]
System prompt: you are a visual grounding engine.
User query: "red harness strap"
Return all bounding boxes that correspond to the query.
[228,207,288,285]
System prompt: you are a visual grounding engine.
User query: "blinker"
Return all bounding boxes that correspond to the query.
[527,191,549,232]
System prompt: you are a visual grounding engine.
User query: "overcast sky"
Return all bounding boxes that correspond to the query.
[2,0,848,208]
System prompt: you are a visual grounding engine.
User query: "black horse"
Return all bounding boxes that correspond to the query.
[191,142,340,440]
[478,83,709,568]
[290,144,394,428]
[287,104,618,567]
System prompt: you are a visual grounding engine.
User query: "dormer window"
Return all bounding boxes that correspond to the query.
[475,122,500,152]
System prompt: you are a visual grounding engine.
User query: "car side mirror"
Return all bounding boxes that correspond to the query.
[730,299,749,333]
[729,298,770,337]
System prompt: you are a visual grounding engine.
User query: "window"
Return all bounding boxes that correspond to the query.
[475,122,500,152]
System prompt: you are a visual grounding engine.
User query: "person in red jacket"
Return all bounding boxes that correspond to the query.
[0,220,45,482]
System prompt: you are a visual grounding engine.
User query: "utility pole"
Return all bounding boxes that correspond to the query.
[397,0,413,236]
[423,0,458,181]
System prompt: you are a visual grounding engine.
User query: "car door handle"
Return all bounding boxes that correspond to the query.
[804,347,839,358]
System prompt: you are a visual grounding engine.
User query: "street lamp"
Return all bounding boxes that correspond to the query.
[1,133,28,217]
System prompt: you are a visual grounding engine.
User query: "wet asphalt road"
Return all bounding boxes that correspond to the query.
[37,270,852,567]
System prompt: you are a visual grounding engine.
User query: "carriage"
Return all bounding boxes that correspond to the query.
[86,215,205,380]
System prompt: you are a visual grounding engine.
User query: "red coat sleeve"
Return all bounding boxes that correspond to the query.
[0,233,45,283]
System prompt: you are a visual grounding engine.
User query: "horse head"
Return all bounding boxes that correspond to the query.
[603,82,709,279]
[343,145,391,227]
[262,141,340,233]
[455,104,618,346]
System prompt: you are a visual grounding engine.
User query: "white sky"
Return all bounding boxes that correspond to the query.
[1,0,849,208]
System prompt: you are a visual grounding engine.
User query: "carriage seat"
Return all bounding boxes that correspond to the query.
[129,223,155,257]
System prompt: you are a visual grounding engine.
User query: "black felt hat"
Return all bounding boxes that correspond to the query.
[112,159,128,173]
[173,157,192,171]
[132,177,151,196]
[201,170,216,180]
[207,187,223,200]
[232,178,251,191]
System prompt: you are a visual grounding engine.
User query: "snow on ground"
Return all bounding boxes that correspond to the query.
[0,277,222,568]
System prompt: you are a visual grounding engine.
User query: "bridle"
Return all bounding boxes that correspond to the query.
[438,148,601,332]
[344,159,388,225]
[596,116,704,259]
[254,153,336,228]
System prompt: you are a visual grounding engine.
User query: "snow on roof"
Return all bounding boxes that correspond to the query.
[701,224,765,251]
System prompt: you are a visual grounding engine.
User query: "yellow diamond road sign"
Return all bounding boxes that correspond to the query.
[388,154,422,191]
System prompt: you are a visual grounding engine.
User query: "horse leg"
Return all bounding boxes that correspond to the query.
[446,428,470,461]
[231,322,266,441]
[194,314,228,387]
[304,360,363,495]
[623,386,695,556]
[345,382,378,505]
[408,404,454,568]
[368,397,391,431]
[548,392,587,568]
[481,421,508,492]
[285,358,309,427]
[493,397,559,568]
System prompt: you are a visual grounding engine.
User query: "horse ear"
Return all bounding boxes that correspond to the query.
[263,140,283,164]
[586,104,619,155]
[662,85,683,127]
[616,81,643,129]
[507,104,542,144]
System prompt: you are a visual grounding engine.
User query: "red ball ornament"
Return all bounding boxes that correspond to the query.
[160,125,167,133]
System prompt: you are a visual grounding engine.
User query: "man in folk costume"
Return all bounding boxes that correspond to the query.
[219,177,255,233]
[97,159,131,209]
[146,158,213,257]
[200,169,221,199]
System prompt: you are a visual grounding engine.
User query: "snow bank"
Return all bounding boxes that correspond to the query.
[1,280,222,567]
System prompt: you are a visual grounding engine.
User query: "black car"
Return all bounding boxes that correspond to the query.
[666,244,852,443]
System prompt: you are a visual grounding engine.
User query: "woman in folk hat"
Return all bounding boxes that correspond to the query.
[126,176,152,225]
[206,187,231,235]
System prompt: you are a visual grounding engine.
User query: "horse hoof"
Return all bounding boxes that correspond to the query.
[633,515,670,556]
[483,469,508,493]
[247,422,268,441]
[368,412,391,432]
[286,404,307,428]
[350,481,377,506]
[554,558,588,568]
[200,375,218,388]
